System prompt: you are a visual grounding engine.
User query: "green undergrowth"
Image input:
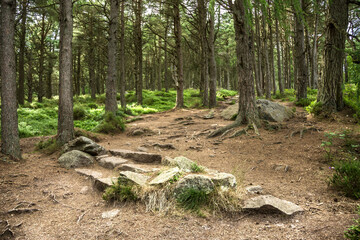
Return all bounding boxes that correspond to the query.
[103,178,138,202]
[272,88,317,107]
[16,89,237,138]
[321,130,360,199]
[345,206,360,240]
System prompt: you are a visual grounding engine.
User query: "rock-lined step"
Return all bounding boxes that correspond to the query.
[119,171,150,186]
[243,195,304,215]
[94,177,118,191]
[109,149,162,163]
[58,150,94,169]
[117,164,159,173]
[75,168,103,179]
[149,167,180,185]
[98,157,128,169]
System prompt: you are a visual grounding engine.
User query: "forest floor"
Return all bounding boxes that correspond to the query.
[1,99,360,240]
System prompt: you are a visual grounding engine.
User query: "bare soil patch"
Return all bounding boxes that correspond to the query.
[1,102,359,240]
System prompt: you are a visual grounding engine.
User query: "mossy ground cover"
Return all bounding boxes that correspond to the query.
[16,88,237,138]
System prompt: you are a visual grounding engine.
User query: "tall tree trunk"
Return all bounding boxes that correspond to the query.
[318,0,348,112]
[134,0,143,105]
[208,0,217,108]
[174,0,184,108]
[254,5,263,96]
[76,47,81,95]
[261,6,271,99]
[268,9,276,95]
[27,52,33,102]
[344,53,348,83]
[88,16,96,99]
[294,0,307,101]
[18,0,27,105]
[275,18,283,94]
[38,13,47,103]
[164,18,169,92]
[46,44,55,99]
[119,0,126,108]
[232,0,258,125]
[1,0,21,159]
[57,0,74,145]
[311,11,318,89]
[157,36,162,91]
[105,0,119,113]
[198,0,208,106]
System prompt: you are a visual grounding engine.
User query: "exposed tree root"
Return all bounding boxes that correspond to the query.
[209,121,260,139]
[288,127,322,138]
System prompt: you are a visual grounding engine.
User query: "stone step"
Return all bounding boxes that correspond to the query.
[94,177,118,191]
[119,171,150,186]
[98,157,128,169]
[117,163,160,173]
[109,149,162,163]
[75,168,103,179]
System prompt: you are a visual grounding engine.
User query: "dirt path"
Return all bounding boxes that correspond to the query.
[1,102,359,240]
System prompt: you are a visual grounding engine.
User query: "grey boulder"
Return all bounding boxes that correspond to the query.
[58,150,94,169]
[174,174,214,195]
[63,136,106,156]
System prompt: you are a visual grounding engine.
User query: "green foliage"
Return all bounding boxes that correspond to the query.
[35,137,61,154]
[93,112,125,134]
[345,206,360,240]
[73,105,87,120]
[344,84,360,121]
[103,179,138,202]
[295,98,312,107]
[190,163,204,173]
[329,159,360,199]
[306,101,323,116]
[216,89,237,101]
[87,103,98,109]
[176,188,210,211]
[169,173,181,184]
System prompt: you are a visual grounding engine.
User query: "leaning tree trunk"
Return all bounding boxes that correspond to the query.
[1,0,21,159]
[174,0,184,108]
[105,0,119,113]
[57,0,74,145]
[318,0,348,112]
[294,0,307,101]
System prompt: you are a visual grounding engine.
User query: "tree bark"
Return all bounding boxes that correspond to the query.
[311,11,318,88]
[261,6,271,99]
[318,0,348,112]
[105,0,119,113]
[134,0,143,105]
[26,51,33,102]
[232,0,258,125]
[18,0,27,105]
[275,18,283,94]
[294,0,308,101]
[268,8,276,95]
[119,0,126,108]
[254,5,263,96]
[208,0,217,108]
[57,0,74,145]
[174,0,184,108]
[1,0,21,159]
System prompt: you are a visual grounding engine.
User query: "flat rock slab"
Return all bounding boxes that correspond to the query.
[110,149,162,163]
[94,177,117,191]
[149,167,181,185]
[102,209,120,219]
[243,195,304,215]
[117,164,159,173]
[98,157,128,169]
[119,171,150,186]
[75,168,103,179]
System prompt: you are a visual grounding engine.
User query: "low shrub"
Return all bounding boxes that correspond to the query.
[295,98,312,107]
[329,159,360,199]
[103,178,138,202]
[176,188,210,211]
[93,112,125,134]
[35,137,61,154]
[73,105,87,120]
